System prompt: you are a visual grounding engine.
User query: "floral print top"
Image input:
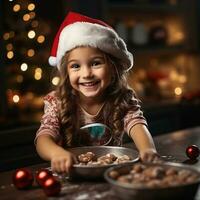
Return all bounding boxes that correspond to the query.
[35,91,147,146]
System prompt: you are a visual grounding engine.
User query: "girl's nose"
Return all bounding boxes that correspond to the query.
[82,66,93,78]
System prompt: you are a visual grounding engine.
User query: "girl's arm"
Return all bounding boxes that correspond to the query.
[36,134,76,173]
[129,124,161,162]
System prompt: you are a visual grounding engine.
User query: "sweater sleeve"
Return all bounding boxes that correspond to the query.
[34,91,62,144]
[123,98,148,136]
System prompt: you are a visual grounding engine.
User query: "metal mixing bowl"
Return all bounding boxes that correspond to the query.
[104,162,200,200]
[67,146,139,180]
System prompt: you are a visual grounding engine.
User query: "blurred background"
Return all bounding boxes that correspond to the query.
[1,0,200,170]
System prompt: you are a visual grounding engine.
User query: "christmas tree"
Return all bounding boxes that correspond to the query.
[1,0,59,128]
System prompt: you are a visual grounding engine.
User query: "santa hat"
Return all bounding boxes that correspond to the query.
[49,11,133,71]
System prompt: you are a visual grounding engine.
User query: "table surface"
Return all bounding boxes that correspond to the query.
[1,126,200,200]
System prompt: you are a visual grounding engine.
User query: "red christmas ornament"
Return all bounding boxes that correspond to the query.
[42,177,61,197]
[12,168,34,189]
[35,169,53,187]
[186,145,200,160]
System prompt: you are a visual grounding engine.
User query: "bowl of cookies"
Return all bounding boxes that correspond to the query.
[104,162,200,200]
[67,146,139,180]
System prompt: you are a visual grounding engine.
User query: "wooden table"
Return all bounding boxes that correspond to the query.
[1,127,200,200]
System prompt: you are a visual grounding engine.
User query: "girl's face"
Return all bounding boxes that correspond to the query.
[66,47,112,101]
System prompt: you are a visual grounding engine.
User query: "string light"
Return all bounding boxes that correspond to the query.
[31,20,39,28]
[179,75,187,83]
[28,30,36,39]
[7,51,14,59]
[174,87,182,96]
[37,35,45,43]
[23,14,30,21]
[6,43,13,51]
[28,3,35,11]
[13,95,20,103]
[35,67,42,74]
[13,4,21,12]
[3,0,48,114]
[174,32,184,41]
[34,68,42,80]
[34,73,42,80]
[3,32,10,40]
[52,77,60,86]
[26,92,34,100]
[27,49,35,57]
[20,63,28,71]
[16,75,23,83]
[9,31,15,38]
[29,12,36,19]
[170,70,178,81]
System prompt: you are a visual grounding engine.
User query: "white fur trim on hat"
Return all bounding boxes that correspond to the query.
[56,22,133,71]
[48,56,57,67]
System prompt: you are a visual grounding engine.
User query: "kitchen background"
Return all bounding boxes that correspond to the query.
[1,0,200,170]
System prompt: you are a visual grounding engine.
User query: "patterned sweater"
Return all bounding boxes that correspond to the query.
[35,91,147,146]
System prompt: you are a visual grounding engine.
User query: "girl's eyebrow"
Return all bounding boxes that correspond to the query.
[67,59,78,65]
[67,56,105,64]
[90,55,105,60]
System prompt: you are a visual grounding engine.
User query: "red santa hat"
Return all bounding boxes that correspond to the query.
[49,11,133,71]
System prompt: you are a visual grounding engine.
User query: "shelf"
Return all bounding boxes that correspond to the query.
[108,2,182,13]
[128,44,186,55]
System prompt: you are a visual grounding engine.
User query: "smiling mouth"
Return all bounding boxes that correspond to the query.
[79,81,100,87]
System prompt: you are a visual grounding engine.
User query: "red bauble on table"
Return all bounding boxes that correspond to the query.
[35,169,53,186]
[12,168,34,189]
[42,177,61,197]
[186,145,200,160]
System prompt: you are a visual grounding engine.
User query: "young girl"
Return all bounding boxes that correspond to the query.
[35,12,160,173]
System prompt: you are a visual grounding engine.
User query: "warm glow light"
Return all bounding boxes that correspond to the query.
[37,35,45,43]
[23,14,30,21]
[52,77,60,86]
[28,3,35,11]
[174,87,182,96]
[13,95,20,103]
[169,70,178,81]
[9,31,15,38]
[16,75,23,83]
[166,19,184,45]
[31,20,39,28]
[13,4,20,12]
[7,51,14,59]
[179,75,187,83]
[26,92,34,100]
[34,68,42,80]
[28,30,36,39]
[29,12,36,19]
[35,67,42,74]
[20,63,28,71]
[27,49,35,57]
[3,32,10,40]
[174,32,184,41]
[34,73,42,80]
[6,43,13,51]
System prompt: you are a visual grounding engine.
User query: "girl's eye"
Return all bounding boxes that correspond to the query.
[71,64,80,69]
[91,61,101,66]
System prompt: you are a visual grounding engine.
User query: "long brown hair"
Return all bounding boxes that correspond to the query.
[56,48,140,147]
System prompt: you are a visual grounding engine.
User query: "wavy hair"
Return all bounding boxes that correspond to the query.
[56,48,140,147]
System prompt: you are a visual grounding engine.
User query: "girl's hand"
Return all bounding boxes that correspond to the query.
[139,149,163,163]
[51,149,77,174]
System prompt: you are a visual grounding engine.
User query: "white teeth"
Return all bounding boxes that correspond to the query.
[81,82,97,86]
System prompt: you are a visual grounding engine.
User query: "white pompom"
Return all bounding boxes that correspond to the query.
[48,56,57,66]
